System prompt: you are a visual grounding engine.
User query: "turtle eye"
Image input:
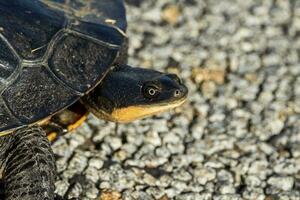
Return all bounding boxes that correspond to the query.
[143,84,160,98]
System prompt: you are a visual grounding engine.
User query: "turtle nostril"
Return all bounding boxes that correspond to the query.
[174,89,181,97]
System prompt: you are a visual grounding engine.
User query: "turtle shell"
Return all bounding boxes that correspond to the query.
[42,0,127,32]
[0,0,126,133]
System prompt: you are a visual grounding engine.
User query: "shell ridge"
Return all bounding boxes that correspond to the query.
[0,34,22,62]
[43,63,83,96]
[0,35,22,93]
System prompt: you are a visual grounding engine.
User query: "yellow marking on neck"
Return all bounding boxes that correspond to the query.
[67,113,88,132]
[47,132,58,142]
[111,98,187,123]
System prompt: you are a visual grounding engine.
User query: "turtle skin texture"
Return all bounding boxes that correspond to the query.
[0,126,56,200]
[0,0,127,199]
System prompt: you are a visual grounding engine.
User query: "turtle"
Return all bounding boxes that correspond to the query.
[0,0,188,199]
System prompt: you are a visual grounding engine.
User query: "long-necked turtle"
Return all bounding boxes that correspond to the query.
[0,0,188,199]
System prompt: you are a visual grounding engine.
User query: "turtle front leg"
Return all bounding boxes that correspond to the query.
[2,126,56,200]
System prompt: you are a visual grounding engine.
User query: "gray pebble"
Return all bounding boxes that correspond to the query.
[267,176,294,191]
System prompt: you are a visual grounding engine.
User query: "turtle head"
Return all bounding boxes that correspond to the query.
[82,65,188,123]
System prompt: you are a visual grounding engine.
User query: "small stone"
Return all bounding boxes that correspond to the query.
[85,184,99,199]
[219,185,236,194]
[273,161,298,175]
[248,160,271,180]
[217,169,234,184]
[89,158,104,169]
[143,174,157,186]
[191,67,225,85]
[197,193,212,200]
[245,175,262,187]
[145,130,162,146]
[186,181,204,193]
[157,174,172,187]
[131,191,153,200]
[194,167,216,185]
[67,182,82,199]
[164,187,180,198]
[145,187,166,199]
[63,151,89,179]
[176,193,203,200]
[242,187,265,200]
[114,149,128,161]
[214,194,242,200]
[161,5,181,25]
[151,119,169,132]
[85,166,99,183]
[258,143,275,155]
[99,182,111,189]
[201,81,217,98]
[171,180,188,192]
[267,176,294,191]
[204,161,225,169]
[163,132,180,144]
[107,137,122,151]
[173,170,192,182]
[159,194,170,200]
[100,190,122,200]
[55,180,69,197]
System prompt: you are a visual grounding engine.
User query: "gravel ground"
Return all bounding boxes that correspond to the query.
[53,0,300,199]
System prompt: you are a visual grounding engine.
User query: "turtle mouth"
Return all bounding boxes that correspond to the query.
[109,95,188,123]
[86,93,188,123]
